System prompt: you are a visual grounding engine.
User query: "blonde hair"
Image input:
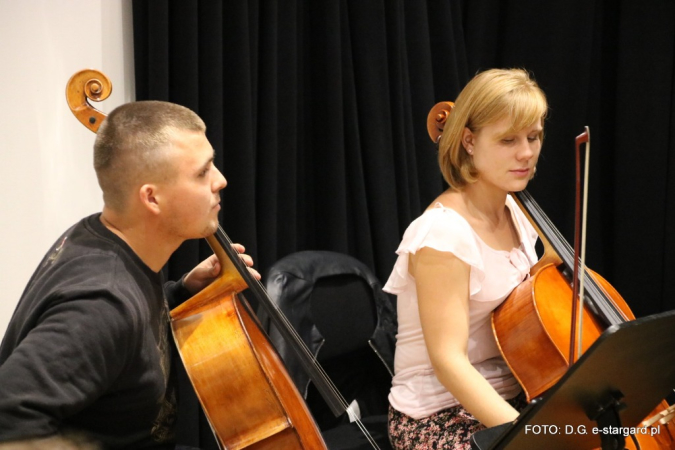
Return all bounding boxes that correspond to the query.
[437,68,548,189]
[94,101,206,211]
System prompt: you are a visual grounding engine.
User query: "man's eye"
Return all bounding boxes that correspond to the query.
[199,168,209,177]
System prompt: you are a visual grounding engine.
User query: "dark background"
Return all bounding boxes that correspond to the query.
[132,0,675,447]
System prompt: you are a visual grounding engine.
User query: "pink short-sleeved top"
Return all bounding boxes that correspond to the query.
[383,194,539,419]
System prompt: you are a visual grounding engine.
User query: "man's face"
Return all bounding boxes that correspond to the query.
[158,129,227,240]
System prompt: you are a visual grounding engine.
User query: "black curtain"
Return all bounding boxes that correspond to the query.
[133,1,675,447]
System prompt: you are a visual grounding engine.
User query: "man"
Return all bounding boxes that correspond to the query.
[0,101,257,448]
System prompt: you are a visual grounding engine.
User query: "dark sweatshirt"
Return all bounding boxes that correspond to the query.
[0,214,191,448]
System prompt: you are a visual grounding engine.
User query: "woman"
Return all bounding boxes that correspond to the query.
[385,68,547,449]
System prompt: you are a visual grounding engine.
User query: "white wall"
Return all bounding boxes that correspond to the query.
[0,0,135,337]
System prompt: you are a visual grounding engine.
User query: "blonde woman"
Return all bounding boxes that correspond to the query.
[385,68,547,449]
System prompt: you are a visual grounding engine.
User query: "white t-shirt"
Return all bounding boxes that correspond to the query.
[384,194,539,419]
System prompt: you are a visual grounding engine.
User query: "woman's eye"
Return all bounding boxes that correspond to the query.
[502,138,515,144]
[528,136,540,142]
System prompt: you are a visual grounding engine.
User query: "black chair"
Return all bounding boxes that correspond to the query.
[259,250,397,450]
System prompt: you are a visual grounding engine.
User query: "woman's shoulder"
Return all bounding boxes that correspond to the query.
[409,202,473,238]
[385,196,485,296]
[415,190,474,233]
[425,189,464,211]
[397,201,480,264]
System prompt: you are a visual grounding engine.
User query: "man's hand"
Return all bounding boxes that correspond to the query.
[182,243,261,294]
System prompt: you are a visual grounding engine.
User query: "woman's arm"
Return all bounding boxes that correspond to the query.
[411,246,519,427]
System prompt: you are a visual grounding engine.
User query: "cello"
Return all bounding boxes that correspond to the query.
[426,101,675,449]
[66,69,382,449]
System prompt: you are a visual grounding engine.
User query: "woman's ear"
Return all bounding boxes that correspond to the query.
[462,127,474,154]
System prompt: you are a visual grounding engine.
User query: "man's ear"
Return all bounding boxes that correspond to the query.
[139,184,161,215]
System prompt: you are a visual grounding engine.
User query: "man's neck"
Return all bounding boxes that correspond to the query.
[100,209,180,272]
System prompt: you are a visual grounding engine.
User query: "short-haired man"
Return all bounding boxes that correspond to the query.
[0,101,258,448]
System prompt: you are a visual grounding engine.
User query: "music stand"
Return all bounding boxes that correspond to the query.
[471,309,675,450]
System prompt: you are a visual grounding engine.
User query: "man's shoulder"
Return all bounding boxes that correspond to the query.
[15,215,161,334]
[29,217,128,290]
[37,214,156,290]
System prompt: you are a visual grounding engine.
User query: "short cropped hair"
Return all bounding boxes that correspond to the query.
[437,68,548,189]
[93,101,206,211]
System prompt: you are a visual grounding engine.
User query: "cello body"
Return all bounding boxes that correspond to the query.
[493,263,675,449]
[493,263,632,401]
[491,193,675,449]
[171,272,326,449]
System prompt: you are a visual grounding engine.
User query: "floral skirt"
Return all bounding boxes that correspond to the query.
[388,393,527,450]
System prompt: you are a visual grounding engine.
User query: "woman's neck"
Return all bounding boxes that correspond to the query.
[461,184,509,226]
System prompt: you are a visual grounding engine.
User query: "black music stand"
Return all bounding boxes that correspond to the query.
[471,309,675,450]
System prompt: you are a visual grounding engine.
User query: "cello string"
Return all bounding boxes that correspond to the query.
[218,229,379,441]
[217,227,381,449]
[218,227,346,396]
[519,191,627,326]
[526,190,624,325]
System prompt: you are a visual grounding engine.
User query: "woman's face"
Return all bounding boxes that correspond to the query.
[463,116,542,194]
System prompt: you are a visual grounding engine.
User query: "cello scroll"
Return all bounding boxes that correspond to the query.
[65,69,112,133]
[426,101,454,143]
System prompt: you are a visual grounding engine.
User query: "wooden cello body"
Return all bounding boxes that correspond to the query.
[170,231,326,449]
[426,101,675,449]
[492,191,636,401]
[66,69,328,449]
[492,191,675,449]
